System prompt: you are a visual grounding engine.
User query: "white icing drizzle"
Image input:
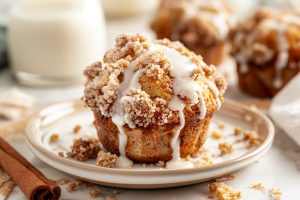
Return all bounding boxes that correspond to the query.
[111,43,221,169]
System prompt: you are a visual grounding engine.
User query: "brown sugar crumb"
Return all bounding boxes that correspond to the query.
[243,130,262,147]
[211,130,222,139]
[73,124,81,134]
[66,180,93,192]
[56,178,71,185]
[89,188,102,198]
[96,151,118,168]
[249,183,264,191]
[209,182,241,200]
[49,133,59,142]
[67,138,101,161]
[269,188,282,200]
[105,196,117,200]
[219,142,233,156]
[196,156,213,167]
[218,122,225,129]
[58,152,64,157]
[234,127,242,136]
[156,160,166,168]
[215,174,235,182]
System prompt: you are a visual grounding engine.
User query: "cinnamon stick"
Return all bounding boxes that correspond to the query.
[0,137,61,200]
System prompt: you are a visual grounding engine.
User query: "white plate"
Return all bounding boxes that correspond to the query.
[25,99,274,189]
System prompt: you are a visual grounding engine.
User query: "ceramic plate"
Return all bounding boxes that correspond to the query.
[25,99,274,189]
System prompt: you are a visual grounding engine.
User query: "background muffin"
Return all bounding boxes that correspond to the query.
[151,0,236,66]
[83,34,226,164]
[231,8,300,98]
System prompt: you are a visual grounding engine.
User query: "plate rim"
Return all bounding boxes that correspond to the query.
[25,99,275,175]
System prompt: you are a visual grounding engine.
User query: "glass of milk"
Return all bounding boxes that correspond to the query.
[8,0,106,86]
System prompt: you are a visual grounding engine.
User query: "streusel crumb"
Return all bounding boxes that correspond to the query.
[249,183,264,191]
[218,122,225,129]
[156,161,166,168]
[96,151,118,168]
[66,180,93,192]
[243,130,262,147]
[73,124,81,134]
[196,156,213,167]
[269,188,282,200]
[211,130,222,139]
[105,196,117,200]
[234,127,242,136]
[219,142,233,156]
[89,188,102,198]
[209,182,241,200]
[67,138,101,161]
[49,133,59,142]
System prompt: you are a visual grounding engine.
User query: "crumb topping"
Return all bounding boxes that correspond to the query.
[67,138,101,161]
[219,142,233,156]
[96,151,118,168]
[83,34,226,128]
[209,182,241,200]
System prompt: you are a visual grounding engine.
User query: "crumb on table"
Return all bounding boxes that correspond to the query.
[249,183,264,191]
[56,178,71,185]
[73,124,82,134]
[67,138,101,161]
[49,133,59,142]
[89,188,102,198]
[96,151,118,168]
[219,142,233,156]
[209,182,241,200]
[105,196,117,200]
[269,188,282,200]
[66,179,93,193]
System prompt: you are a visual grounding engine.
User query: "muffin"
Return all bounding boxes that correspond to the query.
[83,34,226,165]
[151,0,236,66]
[231,8,300,98]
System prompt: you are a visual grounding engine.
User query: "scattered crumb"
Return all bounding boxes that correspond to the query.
[209,182,241,200]
[269,188,282,200]
[197,156,213,167]
[73,124,82,134]
[234,127,242,136]
[191,147,208,158]
[89,188,102,198]
[105,196,117,200]
[58,152,64,157]
[218,122,225,129]
[211,130,222,139]
[249,183,264,191]
[184,155,191,161]
[156,160,166,168]
[215,174,235,182]
[243,130,262,147]
[67,138,101,161]
[219,142,233,156]
[66,180,93,192]
[56,178,71,185]
[49,133,59,142]
[96,151,118,168]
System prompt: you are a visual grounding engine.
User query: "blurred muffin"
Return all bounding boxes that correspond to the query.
[151,0,236,66]
[231,8,300,98]
[83,34,226,165]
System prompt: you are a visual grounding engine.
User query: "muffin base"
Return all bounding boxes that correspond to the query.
[237,63,299,98]
[94,112,212,163]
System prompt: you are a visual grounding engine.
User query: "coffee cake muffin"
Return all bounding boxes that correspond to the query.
[231,8,300,98]
[83,34,226,168]
[151,0,236,66]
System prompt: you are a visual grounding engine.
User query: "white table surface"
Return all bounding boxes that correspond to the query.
[1,14,300,200]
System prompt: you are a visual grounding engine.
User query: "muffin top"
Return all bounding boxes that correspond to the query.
[83,34,226,129]
[231,8,300,88]
[151,0,236,47]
